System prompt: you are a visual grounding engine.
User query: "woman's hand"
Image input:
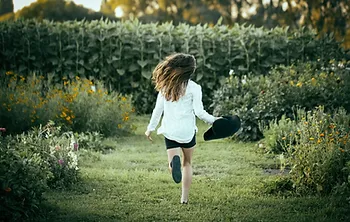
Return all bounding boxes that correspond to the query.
[145,130,153,141]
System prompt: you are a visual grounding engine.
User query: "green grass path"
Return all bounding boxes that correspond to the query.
[41,116,349,222]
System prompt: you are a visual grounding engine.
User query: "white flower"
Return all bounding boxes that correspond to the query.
[91,85,96,92]
[241,75,247,85]
[229,69,234,76]
[67,151,79,170]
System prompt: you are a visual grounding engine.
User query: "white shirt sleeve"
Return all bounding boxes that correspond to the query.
[192,84,216,124]
[147,93,164,131]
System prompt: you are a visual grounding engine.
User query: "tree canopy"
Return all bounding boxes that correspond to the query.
[0,0,13,16]
[1,0,349,47]
[101,0,349,47]
[15,0,116,22]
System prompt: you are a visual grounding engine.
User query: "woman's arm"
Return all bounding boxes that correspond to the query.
[192,85,216,124]
[147,92,164,132]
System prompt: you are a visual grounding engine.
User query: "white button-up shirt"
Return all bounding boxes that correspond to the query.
[147,80,216,143]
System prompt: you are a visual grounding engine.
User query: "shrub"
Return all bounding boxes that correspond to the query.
[260,114,298,154]
[0,72,136,136]
[0,121,82,220]
[75,131,108,152]
[262,106,350,195]
[212,60,350,141]
[288,107,350,194]
[10,122,80,189]
[0,137,50,221]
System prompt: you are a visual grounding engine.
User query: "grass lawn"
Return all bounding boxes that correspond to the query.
[40,116,350,222]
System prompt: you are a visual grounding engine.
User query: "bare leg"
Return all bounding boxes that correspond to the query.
[167,148,181,170]
[181,146,195,203]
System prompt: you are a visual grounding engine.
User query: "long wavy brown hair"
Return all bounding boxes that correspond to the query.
[152,53,196,102]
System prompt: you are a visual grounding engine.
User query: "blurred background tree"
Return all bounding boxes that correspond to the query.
[3,0,117,22]
[100,0,349,48]
[0,0,13,16]
[0,0,349,48]
[0,0,14,20]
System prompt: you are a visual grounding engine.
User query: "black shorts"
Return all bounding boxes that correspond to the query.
[165,134,196,149]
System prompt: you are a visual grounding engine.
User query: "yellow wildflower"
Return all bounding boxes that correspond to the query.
[121,96,127,101]
[61,111,67,117]
[309,137,314,141]
[311,77,316,86]
[296,82,303,87]
[282,137,286,140]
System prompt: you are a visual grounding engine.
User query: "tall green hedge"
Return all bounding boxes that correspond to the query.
[0,19,346,113]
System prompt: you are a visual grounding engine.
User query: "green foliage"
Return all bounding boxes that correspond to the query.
[287,107,350,195]
[0,72,136,136]
[213,60,350,141]
[262,177,294,196]
[10,122,80,189]
[0,0,13,16]
[0,121,80,220]
[0,137,50,221]
[262,107,350,196]
[0,20,346,113]
[75,131,108,152]
[15,0,115,22]
[261,114,298,154]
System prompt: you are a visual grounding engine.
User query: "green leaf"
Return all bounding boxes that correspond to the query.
[129,64,139,72]
[238,66,248,71]
[131,82,139,88]
[117,69,125,75]
[49,58,58,65]
[141,70,151,78]
[90,54,99,63]
[137,60,148,68]
[196,72,203,81]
